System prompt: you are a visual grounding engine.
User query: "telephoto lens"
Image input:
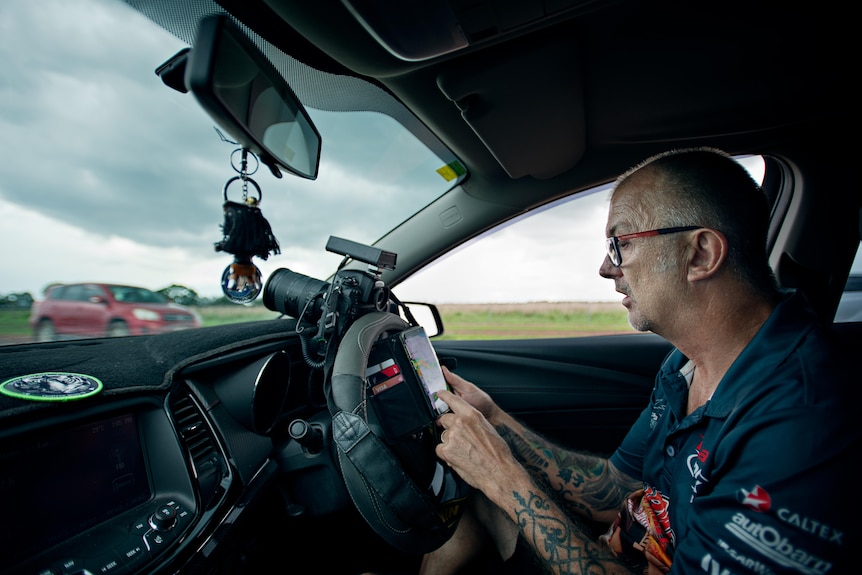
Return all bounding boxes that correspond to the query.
[263,268,328,320]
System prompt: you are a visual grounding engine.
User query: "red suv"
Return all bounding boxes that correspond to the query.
[29,283,202,341]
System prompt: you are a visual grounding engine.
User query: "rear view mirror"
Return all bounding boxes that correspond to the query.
[186,15,321,179]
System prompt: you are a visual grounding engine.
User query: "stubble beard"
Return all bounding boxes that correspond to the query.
[628,309,655,332]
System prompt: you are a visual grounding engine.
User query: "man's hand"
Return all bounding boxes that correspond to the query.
[442,367,499,422]
[435,388,524,496]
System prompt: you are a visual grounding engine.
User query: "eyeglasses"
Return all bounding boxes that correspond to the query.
[606,226,702,267]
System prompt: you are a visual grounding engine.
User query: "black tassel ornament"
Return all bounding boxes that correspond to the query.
[214,150,280,303]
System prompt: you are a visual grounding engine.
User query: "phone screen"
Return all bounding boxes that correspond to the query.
[401,327,450,415]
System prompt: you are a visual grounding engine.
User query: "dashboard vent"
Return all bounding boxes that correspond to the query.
[169,392,228,509]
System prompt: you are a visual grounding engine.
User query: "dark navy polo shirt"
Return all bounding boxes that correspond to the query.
[610,290,859,574]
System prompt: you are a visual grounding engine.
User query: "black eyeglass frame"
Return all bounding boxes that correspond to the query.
[606,226,703,267]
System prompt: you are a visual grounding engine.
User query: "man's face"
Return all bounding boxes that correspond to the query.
[599,173,683,334]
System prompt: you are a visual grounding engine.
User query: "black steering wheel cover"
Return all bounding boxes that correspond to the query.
[329,311,469,554]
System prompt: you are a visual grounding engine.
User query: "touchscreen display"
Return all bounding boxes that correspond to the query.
[401,327,450,415]
[0,412,151,562]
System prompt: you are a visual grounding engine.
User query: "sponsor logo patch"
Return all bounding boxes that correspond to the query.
[715,540,776,575]
[738,486,843,545]
[650,397,667,429]
[725,512,832,574]
[739,485,772,512]
[687,436,710,501]
[777,509,843,545]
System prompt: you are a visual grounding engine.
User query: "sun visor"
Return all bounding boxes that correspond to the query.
[436,37,585,179]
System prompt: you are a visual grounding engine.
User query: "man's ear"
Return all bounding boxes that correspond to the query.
[687,228,727,281]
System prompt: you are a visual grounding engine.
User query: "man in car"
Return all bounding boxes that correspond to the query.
[421,148,857,574]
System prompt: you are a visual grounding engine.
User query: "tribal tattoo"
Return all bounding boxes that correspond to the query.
[513,489,626,575]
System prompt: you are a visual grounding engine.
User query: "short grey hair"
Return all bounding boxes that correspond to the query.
[616,147,779,297]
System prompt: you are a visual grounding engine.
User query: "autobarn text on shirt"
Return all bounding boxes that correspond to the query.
[724,512,832,574]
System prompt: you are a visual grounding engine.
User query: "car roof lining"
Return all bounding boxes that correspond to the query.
[138,0,845,196]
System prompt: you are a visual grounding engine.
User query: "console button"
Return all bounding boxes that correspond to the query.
[130,517,148,536]
[148,504,177,531]
[176,506,191,523]
[116,539,148,571]
[142,528,176,553]
[56,558,85,574]
[84,551,124,574]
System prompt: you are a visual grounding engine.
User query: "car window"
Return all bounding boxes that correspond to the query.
[49,286,72,301]
[80,285,106,301]
[64,285,89,302]
[395,156,766,340]
[109,286,165,304]
[835,241,862,323]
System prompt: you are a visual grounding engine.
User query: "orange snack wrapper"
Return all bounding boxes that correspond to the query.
[599,488,674,573]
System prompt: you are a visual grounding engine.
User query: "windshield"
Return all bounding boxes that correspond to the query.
[0,0,457,345]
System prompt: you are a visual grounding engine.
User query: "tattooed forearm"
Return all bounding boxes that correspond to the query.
[497,423,553,475]
[496,423,639,519]
[512,489,628,575]
[555,450,638,514]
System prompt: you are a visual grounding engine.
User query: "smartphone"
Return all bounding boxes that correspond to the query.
[399,326,450,416]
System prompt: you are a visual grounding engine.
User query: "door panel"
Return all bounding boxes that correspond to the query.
[432,333,672,456]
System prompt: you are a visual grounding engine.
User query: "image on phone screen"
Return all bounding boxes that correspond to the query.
[401,327,450,415]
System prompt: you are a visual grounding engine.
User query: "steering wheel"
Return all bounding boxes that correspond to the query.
[329,311,470,554]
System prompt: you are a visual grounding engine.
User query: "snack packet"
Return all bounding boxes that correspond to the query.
[599,487,674,573]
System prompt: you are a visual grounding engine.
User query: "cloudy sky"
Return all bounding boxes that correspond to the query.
[1,0,238,298]
[0,0,452,299]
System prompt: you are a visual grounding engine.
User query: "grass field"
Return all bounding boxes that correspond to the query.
[435,302,633,339]
[0,309,32,339]
[0,301,632,344]
[195,304,282,325]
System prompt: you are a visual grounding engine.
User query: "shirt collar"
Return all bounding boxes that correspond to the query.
[658,289,818,418]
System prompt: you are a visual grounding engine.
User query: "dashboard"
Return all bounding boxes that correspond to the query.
[0,319,349,575]
[2,401,197,574]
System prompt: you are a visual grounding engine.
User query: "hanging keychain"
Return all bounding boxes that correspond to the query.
[214,148,280,303]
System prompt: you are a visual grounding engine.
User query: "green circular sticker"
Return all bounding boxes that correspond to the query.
[0,372,103,402]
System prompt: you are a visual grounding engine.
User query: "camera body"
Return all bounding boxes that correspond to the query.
[262,237,397,357]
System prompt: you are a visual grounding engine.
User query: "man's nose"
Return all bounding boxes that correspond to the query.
[599,255,619,279]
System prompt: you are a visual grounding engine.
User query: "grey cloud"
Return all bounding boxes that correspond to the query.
[0,0,449,292]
